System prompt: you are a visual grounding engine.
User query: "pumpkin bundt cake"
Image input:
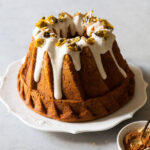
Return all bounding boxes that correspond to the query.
[17,11,135,122]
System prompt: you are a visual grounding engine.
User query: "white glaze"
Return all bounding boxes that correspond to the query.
[73,14,84,35]
[33,34,81,99]
[86,21,103,36]
[109,49,127,77]
[48,43,81,99]
[32,12,127,99]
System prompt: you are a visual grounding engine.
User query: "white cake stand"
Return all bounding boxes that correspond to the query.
[0,59,148,134]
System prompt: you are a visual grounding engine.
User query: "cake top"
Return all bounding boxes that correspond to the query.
[32,11,126,100]
[33,11,114,50]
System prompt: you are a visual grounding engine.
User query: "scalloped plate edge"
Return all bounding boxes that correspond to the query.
[0,59,148,134]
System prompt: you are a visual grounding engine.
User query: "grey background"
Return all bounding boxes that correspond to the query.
[0,0,150,149]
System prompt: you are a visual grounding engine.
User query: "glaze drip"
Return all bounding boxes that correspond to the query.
[33,11,127,99]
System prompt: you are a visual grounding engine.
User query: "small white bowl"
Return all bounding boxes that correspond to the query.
[117,121,150,150]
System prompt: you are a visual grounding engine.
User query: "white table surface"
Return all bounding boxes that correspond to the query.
[0,0,150,149]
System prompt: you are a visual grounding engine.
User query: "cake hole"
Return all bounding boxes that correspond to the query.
[56,26,88,39]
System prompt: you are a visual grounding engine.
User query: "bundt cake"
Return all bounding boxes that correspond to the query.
[17,11,135,122]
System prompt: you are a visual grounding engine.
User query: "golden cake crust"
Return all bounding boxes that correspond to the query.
[17,39,135,122]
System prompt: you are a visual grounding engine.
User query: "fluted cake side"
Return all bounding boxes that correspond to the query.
[17,11,135,122]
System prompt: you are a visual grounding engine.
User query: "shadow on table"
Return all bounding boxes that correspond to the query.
[48,128,118,146]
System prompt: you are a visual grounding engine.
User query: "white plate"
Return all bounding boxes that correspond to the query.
[0,59,148,134]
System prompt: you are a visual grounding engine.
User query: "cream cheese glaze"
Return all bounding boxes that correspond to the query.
[32,11,127,99]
